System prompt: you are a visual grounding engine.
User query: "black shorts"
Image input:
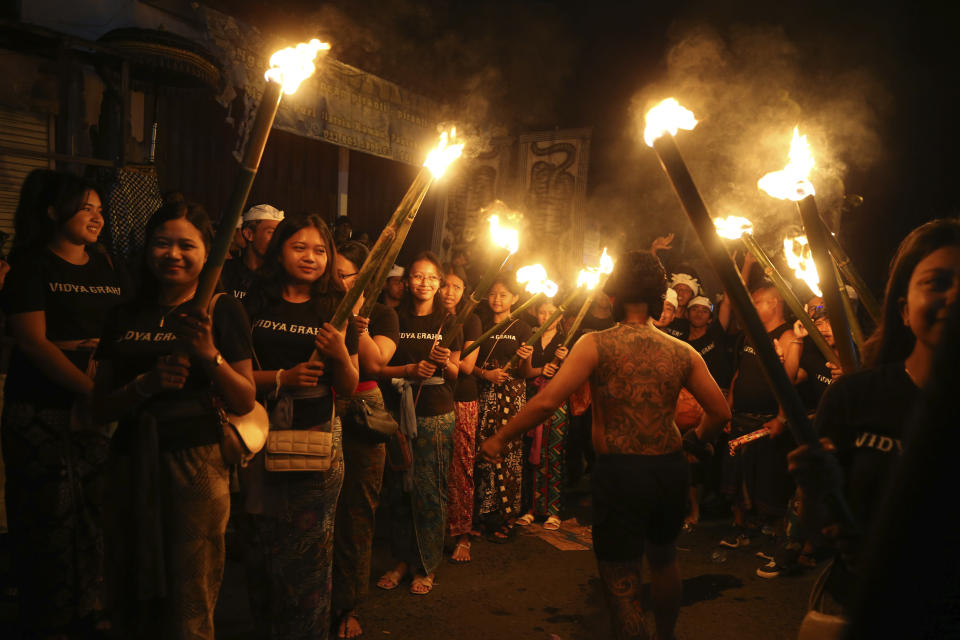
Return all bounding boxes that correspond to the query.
[591,452,689,562]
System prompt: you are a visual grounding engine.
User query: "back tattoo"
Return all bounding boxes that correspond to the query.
[591,323,693,455]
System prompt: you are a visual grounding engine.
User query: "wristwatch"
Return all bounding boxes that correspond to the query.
[211,352,224,367]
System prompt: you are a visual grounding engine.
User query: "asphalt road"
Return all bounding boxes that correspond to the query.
[216,505,818,639]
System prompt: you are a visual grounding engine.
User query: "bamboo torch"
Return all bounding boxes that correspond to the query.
[642,99,823,451]
[439,207,520,348]
[757,127,859,372]
[504,251,614,371]
[461,265,558,358]
[713,216,839,366]
[821,222,881,324]
[331,130,464,330]
[194,39,329,307]
[557,248,615,352]
[354,129,464,321]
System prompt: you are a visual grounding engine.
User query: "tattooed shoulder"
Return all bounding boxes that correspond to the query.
[590,325,692,455]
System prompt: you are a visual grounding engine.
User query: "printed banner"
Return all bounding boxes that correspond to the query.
[201,6,442,165]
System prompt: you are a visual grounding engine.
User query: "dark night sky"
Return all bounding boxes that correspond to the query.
[219,0,960,288]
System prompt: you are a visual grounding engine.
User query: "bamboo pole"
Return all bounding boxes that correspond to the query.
[461,292,544,358]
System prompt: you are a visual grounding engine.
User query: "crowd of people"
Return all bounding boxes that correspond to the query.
[0,167,957,640]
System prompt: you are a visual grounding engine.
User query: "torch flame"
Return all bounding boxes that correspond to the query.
[783,235,822,297]
[643,98,698,147]
[576,247,615,290]
[264,39,330,94]
[713,216,755,240]
[758,127,816,201]
[488,214,520,254]
[598,247,614,275]
[423,128,465,179]
[516,263,559,297]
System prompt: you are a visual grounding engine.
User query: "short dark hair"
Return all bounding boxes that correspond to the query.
[603,250,667,321]
[337,240,369,271]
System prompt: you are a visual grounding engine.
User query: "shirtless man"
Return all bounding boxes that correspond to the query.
[481,251,730,640]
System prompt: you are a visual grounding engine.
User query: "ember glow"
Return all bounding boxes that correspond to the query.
[423,128,466,179]
[758,127,816,201]
[576,247,615,290]
[264,39,330,94]
[784,235,822,297]
[516,264,558,297]
[643,98,698,147]
[713,215,755,240]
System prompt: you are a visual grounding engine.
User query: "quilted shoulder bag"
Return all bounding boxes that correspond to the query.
[264,394,336,472]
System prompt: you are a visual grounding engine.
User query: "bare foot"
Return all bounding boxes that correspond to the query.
[337,611,363,639]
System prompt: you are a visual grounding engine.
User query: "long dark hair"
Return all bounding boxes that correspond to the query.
[603,250,667,321]
[247,213,340,317]
[442,262,469,312]
[401,250,445,314]
[136,200,214,302]
[11,170,105,260]
[862,218,960,366]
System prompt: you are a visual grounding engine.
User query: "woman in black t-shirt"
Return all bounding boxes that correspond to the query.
[0,170,125,636]
[793,219,960,619]
[518,298,569,530]
[473,275,534,541]
[376,252,461,595]
[92,201,255,639]
[331,241,397,639]
[439,263,481,563]
[241,215,358,639]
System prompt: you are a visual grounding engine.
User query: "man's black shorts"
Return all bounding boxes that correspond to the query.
[591,451,689,562]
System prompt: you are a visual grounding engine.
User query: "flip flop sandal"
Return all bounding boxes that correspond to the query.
[449,541,472,564]
[543,516,561,531]
[515,513,535,526]
[410,574,435,595]
[486,524,516,544]
[376,569,404,590]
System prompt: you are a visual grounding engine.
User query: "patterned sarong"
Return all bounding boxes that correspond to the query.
[529,377,569,519]
[446,400,479,536]
[475,378,525,522]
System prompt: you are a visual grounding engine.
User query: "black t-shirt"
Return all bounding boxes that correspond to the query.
[95,294,253,447]
[687,321,734,389]
[659,317,690,341]
[454,312,482,403]
[363,302,399,383]
[732,322,792,415]
[798,337,833,412]
[530,329,564,369]
[814,362,916,532]
[385,305,462,417]
[249,294,359,428]
[1,248,125,407]
[476,317,533,370]
[221,258,257,301]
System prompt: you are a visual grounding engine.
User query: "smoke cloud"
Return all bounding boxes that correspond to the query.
[613,22,889,263]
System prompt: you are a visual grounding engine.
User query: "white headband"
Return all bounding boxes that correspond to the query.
[669,273,701,295]
[688,295,713,311]
[664,287,678,309]
[243,203,285,222]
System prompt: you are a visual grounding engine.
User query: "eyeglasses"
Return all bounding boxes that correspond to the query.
[338,271,359,280]
[410,274,440,284]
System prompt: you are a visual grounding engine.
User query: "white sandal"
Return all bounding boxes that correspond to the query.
[516,513,535,526]
[543,516,561,531]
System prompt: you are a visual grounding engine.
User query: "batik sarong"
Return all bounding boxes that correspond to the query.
[529,378,568,519]
[475,379,525,523]
[446,400,479,536]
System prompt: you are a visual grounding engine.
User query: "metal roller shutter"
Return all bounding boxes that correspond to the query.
[0,107,53,242]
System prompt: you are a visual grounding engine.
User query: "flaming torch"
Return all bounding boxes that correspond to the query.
[713,218,839,366]
[330,129,465,330]
[504,250,613,371]
[440,206,521,348]
[759,127,859,372]
[461,265,558,358]
[642,98,825,458]
[556,248,615,352]
[195,38,329,307]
